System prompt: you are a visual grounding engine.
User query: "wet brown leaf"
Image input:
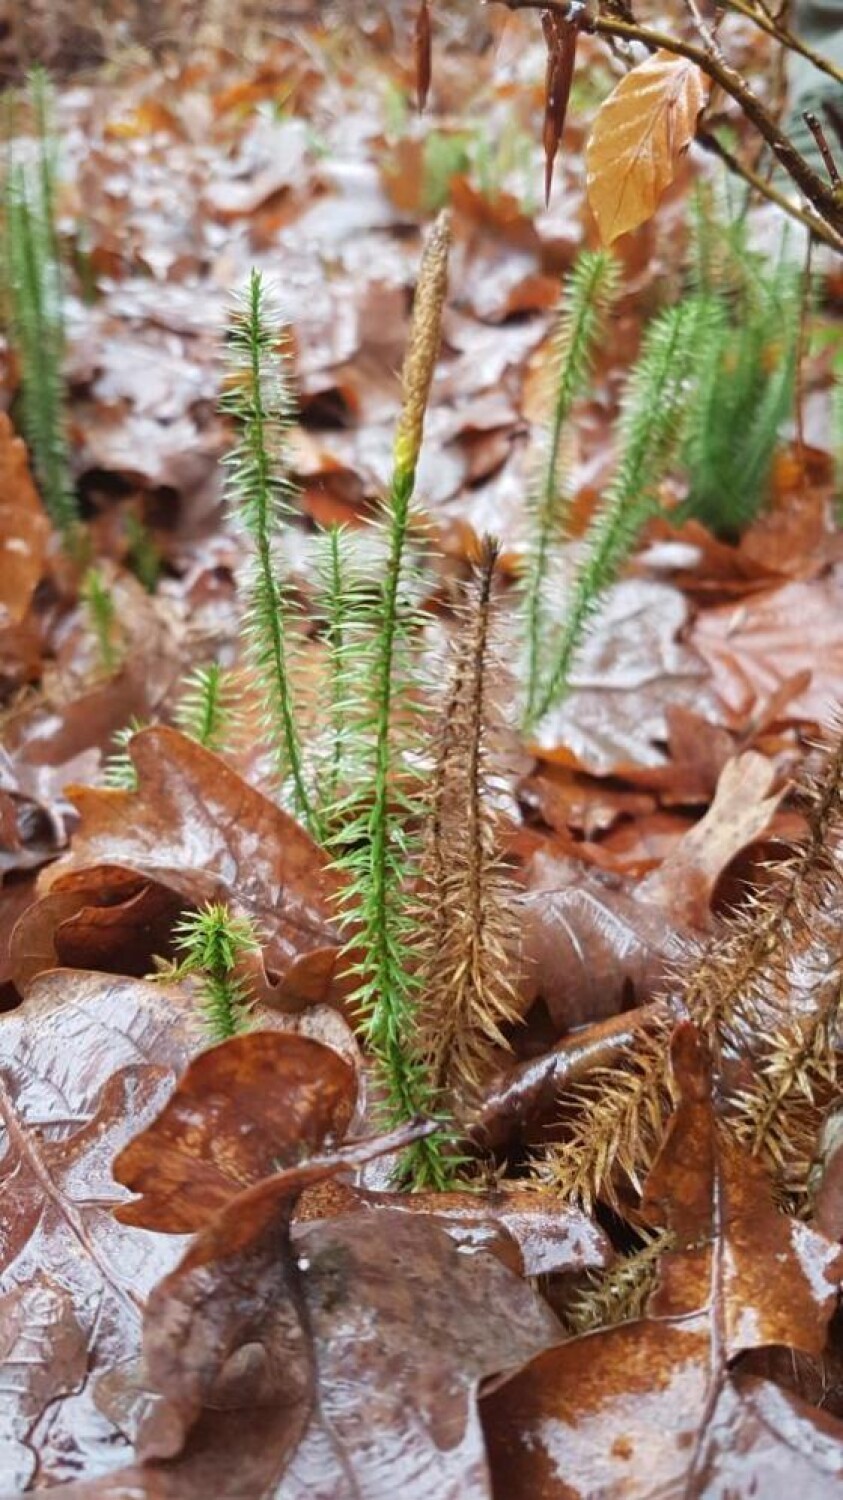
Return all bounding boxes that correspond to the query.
[521,868,682,1030]
[13,1029,560,1500]
[690,576,843,729]
[635,751,783,927]
[298,1181,610,1278]
[40,726,342,990]
[0,414,50,629]
[531,579,721,776]
[482,1025,843,1498]
[0,981,361,1492]
[0,971,205,1490]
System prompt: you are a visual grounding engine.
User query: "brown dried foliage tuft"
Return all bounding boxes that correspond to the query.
[415,537,522,1103]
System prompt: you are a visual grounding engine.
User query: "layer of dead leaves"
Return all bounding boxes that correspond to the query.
[3,8,843,1498]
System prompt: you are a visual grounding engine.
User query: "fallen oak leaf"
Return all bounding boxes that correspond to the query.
[586,51,709,244]
[481,1024,843,1498]
[296,1180,611,1278]
[40,726,343,996]
[17,1033,560,1500]
[9,1213,562,1500]
[0,973,359,1491]
[113,1031,360,1234]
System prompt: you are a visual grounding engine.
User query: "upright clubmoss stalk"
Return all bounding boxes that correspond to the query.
[523,250,619,725]
[532,299,703,724]
[176,662,236,753]
[82,566,121,674]
[313,523,371,810]
[330,211,452,1186]
[832,364,843,527]
[172,902,259,1042]
[223,271,317,837]
[3,70,77,545]
[416,537,521,1134]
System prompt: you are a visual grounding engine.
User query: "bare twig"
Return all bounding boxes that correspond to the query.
[489,0,843,245]
[697,128,843,252]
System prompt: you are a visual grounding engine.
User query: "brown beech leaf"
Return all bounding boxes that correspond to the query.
[586,50,709,243]
[0,414,50,628]
[41,726,342,989]
[482,1025,843,1498]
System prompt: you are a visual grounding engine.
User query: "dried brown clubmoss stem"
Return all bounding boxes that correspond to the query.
[562,1228,674,1336]
[393,209,451,483]
[538,727,843,1210]
[416,536,522,1103]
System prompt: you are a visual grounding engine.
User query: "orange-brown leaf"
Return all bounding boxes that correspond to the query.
[586,50,709,243]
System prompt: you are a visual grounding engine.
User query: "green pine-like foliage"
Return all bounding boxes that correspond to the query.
[172,902,259,1041]
[312,522,372,812]
[176,661,237,753]
[523,249,619,726]
[326,467,445,1180]
[529,297,705,725]
[3,69,78,542]
[222,271,318,837]
[82,565,121,674]
[681,197,801,538]
[833,356,843,526]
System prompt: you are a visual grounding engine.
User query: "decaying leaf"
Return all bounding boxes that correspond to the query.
[531,579,721,776]
[586,51,709,243]
[0,414,51,629]
[0,975,360,1492]
[39,726,342,995]
[9,1030,561,1499]
[481,1025,843,1498]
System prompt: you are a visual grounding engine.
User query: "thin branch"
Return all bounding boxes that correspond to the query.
[490,0,843,244]
[697,128,843,253]
[721,0,843,90]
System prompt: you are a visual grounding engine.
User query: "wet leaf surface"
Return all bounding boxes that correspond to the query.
[39,726,342,989]
[481,1025,843,1498]
[531,580,722,776]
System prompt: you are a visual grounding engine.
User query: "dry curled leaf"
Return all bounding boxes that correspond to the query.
[586,51,709,243]
[636,750,783,928]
